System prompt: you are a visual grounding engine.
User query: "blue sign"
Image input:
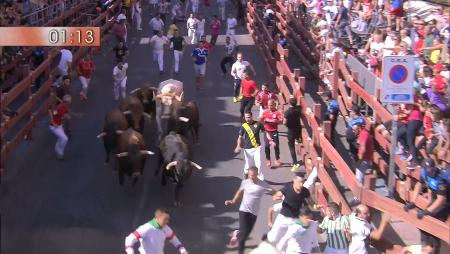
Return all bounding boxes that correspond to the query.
[389,65,408,84]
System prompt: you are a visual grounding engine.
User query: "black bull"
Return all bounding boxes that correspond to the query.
[115,128,154,185]
[157,132,202,204]
[157,100,200,142]
[97,109,129,163]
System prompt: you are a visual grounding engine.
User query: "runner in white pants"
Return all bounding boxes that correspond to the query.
[150,30,169,74]
[77,53,96,101]
[48,95,72,160]
[112,61,128,101]
[226,13,238,45]
[170,29,186,74]
[186,13,197,44]
[133,0,142,30]
[234,111,264,180]
[267,167,318,245]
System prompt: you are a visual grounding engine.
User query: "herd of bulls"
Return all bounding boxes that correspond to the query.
[96,83,200,205]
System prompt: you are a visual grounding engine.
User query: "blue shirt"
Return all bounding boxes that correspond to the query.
[327,100,339,114]
[348,115,365,128]
[192,47,208,65]
[391,0,402,9]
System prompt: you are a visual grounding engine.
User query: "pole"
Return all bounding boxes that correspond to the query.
[388,106,397,197]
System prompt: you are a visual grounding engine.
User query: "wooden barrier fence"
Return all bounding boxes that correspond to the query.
[247,0,450,248]
[0,0,121,178]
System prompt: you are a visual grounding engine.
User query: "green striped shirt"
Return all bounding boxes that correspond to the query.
[319,215,350,249]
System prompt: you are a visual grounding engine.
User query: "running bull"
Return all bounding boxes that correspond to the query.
[115,128,154,185]
[120,95,151,133]
[157,132,202,205]
[97,109,128,163]
[129,84,158,118]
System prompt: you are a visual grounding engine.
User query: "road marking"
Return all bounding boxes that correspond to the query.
[138,34,254,45]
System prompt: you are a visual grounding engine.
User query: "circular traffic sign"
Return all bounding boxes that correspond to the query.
[389,64,408,84]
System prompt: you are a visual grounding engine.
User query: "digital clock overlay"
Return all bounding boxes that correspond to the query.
[0,27,100,46]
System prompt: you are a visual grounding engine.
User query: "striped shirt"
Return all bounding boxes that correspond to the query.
[319,215,350,250]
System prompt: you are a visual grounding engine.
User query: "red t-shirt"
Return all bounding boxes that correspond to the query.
[78,59,96,78]
[202,42,212,50]
[241,79,257,97]
[423,115,433,139]
[52,102,69,126]
[358,129,374,161]
[256,91,278,109]
[261,109,282,132]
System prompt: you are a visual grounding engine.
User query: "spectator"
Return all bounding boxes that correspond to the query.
[363,29,384,74]
[349,205,391,254]
[334,0,353,45]
[29,47,46,91]
[345,105,365,161]
[111,41,129,62]
[354,123,374,185]
[324,91,339,143]
[318,202,351,254]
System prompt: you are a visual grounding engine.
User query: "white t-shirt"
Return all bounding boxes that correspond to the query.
[349,214,373,254]
[383,36,396,56]
[117,13,127,21]
[150,35,168,50]
[231,60,250,79]
[113,63,128,81]
[239,179,273,215]
[149,17,164,31]
[186,17,197,30]
[369,40,384,56]
[227,17,237,30]
[196,18,205,33]
[277,220,320,254]
[57,49,73,72]
[402,36,412,48]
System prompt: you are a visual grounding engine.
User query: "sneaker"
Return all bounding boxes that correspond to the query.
[350,198,360,207]
[229,230,238,247]
[266,160,272,168]
[274,160,282,168]
[403,202,415,212]
[233,97,238,103]
[290,163,300,172]
[394,147,404,155]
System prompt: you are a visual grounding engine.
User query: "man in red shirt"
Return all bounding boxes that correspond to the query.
[77,53,96,101]
[200,35,212,50]
[48,95,71,160]
[260,99,283,168]
[255,83,277,117]
[355,123,373,184]
[239,71,258,119]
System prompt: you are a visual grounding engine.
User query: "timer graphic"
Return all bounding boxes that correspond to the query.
[0,27,100,46]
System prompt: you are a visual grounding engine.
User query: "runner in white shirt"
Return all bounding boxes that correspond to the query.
[191,0,199,14]
[149,14,165,35]
[133,0,143,31]
[125,208,188,254]
[150,30,169,74]
[195,15,206,42]
[230,52,256,102]
[112,61,128,101]
[57,48,73,77]
[226,13,238,45]
[186,13,197,44]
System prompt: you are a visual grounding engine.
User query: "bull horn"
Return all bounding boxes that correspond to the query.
[190,161,203,170]
[152,90,156,101]
[175,92,183,101]
[140,150,155,155]
[143,112,152,119]
[130,88,141,94]
[116,130,124,134]
[116,152,129,158]
[179,117,189,122]
[96,132,106,138]
[123,110,131,115]
[166,161,177,170]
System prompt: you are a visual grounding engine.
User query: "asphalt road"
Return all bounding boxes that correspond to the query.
[1,2,299,254]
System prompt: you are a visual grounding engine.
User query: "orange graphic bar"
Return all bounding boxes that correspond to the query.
[0,27,100,46]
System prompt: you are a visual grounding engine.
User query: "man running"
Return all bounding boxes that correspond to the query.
[231,52,255,103]
[239,71,258,119]
[112,61,128,101]
[225,166,275,254]
[191,41,208,90]
[260,99,283,168]
[186,13,197,44]
[77,53,96,101]
[48,95,71,160]
[210,15,221,46]
[220,36,236,75]
[150,30,169,75]
[149,14,165,35]
[170,29,186,75]
[132,0,142,30]
[125,208,189,254]
[255,83,277,117]
[226,13,238,45]
[234,111,264,179]
[283,97,302,171]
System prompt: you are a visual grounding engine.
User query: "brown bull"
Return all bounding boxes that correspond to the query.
[120,95,151,133]
[97,109,129,163]
[176,100,200,143]
[130,84,158,118]
[116,128,154,185]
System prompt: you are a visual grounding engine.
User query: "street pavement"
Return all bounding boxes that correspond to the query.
[1,2,300,254]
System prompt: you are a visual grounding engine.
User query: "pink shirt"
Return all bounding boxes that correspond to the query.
[210,20,221,36]
[407,106,423,121]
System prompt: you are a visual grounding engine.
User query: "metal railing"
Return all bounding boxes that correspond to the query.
[21,0,85,26]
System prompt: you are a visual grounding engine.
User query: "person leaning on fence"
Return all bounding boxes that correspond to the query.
[323,91,339,143]
[125,208,188,254]
[234,111,264,180]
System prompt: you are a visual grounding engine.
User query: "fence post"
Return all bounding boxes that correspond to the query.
[351,71,359,105]
[322,121,331,168]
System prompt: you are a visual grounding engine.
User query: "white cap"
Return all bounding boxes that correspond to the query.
[117,14,126,20]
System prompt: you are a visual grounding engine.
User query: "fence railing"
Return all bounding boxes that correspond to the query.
[247,0,450,249]
[0,0,121,179]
